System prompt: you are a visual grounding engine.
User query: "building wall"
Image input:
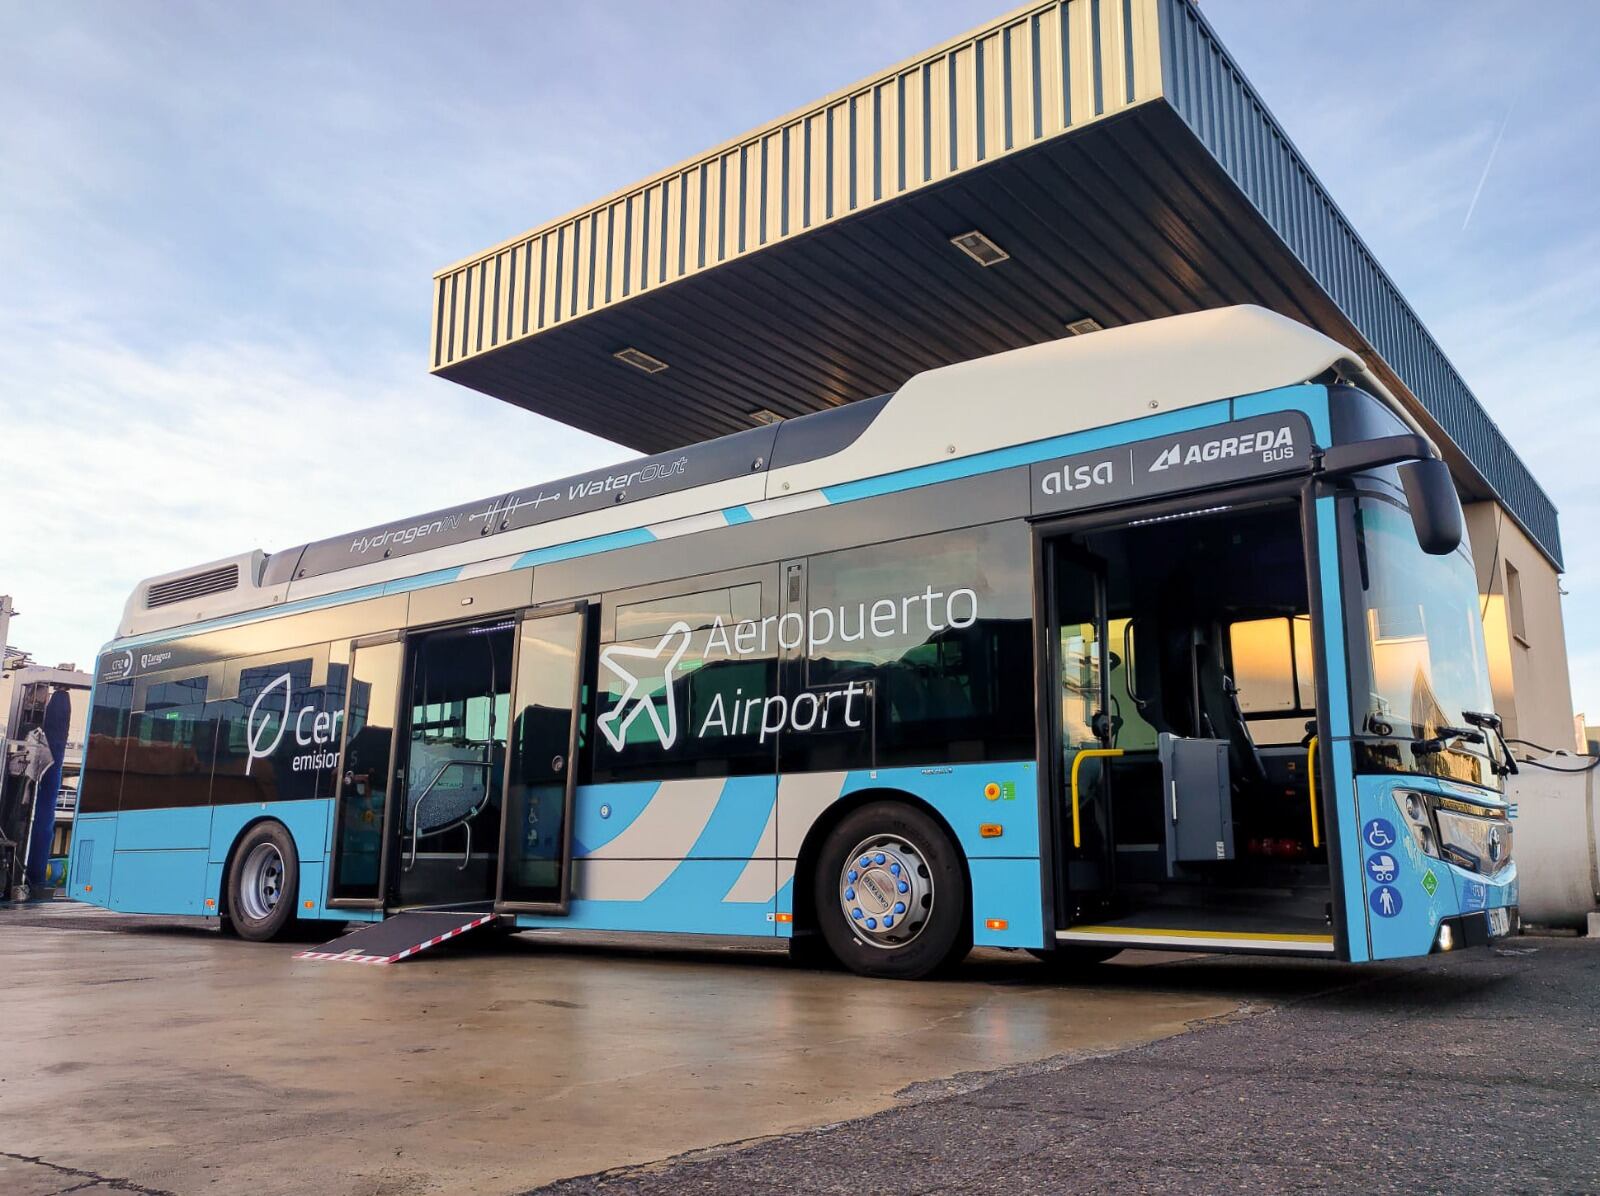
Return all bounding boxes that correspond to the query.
[1464,501,1578,755]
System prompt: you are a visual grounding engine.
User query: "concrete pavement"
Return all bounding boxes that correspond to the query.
[1,905,1236,1195]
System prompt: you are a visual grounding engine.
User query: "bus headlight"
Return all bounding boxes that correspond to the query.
[1397,790,1439,859]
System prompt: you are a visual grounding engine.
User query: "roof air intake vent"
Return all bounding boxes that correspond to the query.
[146,564,240,609]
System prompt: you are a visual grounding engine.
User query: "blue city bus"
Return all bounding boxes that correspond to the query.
[72,307,1518,978]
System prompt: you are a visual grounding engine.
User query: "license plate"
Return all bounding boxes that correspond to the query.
[1487,907,1512,938]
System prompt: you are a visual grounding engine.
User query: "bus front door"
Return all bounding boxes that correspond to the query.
[494,603,588,914]
[1046,543,1118,927]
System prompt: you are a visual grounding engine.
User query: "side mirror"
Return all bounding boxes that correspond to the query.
[1397,458,1463,556]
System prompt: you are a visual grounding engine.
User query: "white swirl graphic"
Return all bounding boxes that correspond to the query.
[245,673,294,776]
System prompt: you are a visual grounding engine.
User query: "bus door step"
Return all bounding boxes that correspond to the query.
[294,910,499,965]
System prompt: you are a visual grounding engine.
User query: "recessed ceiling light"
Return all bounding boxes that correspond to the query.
[1065,318,1104,336]
[950,230,1009,267]
[613,347,668,374]
[748,408,783,426]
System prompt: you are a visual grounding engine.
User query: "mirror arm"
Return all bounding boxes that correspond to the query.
[1314,434,1435,478]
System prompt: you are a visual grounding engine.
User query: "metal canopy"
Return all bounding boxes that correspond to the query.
[430,0,1561,567]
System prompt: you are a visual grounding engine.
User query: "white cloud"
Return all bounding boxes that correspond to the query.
[0,317,623,667]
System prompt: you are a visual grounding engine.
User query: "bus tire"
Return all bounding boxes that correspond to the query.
[813,801,970,980]
[225,821,301,943]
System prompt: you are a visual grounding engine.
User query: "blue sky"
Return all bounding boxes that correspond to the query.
[2,1,1596,720]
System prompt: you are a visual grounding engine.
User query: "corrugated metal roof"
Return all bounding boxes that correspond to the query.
[429,0,1561,568]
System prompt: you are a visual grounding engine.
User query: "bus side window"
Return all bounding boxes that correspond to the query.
[119,671,219,812]
[80,676,134,814]
[795,523,1033,771]
[1227,616,1315,745]
[591,579,777,782]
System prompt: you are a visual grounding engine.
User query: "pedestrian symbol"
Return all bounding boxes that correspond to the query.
[1421,869,1438,897]
[1366,853,1399,884]
[1363,818,1397,850]
[1369,885,1403,918]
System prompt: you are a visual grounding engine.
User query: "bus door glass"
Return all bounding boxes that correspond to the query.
[328,636,405,905]
[1048,543,1116,920]
[496,604,587,912]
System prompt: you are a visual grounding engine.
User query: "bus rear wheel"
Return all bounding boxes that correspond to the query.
[224,822,301,942]
[812,802,970,980]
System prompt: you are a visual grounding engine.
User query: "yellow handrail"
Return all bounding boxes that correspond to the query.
[1070,748,1125,848]
[1307,736,1320,849]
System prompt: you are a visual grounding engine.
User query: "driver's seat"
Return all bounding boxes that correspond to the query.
[1194,633,1267,788]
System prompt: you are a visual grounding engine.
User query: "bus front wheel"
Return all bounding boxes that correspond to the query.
[224,822,301,942]
[813,802,970,980]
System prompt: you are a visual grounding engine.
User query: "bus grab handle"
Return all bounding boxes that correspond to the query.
[1070,749,1125,849]
[1307,737,1320,849]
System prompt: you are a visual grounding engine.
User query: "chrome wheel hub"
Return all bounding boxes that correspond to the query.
[838,834,933,949]
[238,842,285,921]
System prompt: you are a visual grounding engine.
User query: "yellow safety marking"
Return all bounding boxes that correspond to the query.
[1308,736,1321,849]
[1068,925,1335,944]
[1070,748,1125,848]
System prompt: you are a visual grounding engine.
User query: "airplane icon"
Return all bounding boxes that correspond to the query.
[597,622,694,751]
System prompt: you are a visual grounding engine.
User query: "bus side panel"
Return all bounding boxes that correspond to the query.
[104,806,213,915]
[109,848,209,915]
[516,776,778,936]
[68,813,117,908]
[849,763,1043,949]
[967,859,1047,948]
[768,763,1044,949]
[206,798,336,920]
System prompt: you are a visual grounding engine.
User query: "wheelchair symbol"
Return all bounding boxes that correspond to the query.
[1364,819,1397,850]
[1366,853,1398,884]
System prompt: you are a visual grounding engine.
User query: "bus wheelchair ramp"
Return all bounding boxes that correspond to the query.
[295,909,499,965]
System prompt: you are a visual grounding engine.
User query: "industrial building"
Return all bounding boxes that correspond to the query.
[430,0,1570,750]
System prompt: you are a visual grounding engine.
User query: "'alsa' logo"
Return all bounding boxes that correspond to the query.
[245,674,344,776]
[1149,426,1296,472]
[1039,459,1115,495]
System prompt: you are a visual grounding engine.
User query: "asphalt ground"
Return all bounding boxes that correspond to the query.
[535,936,1600,1196]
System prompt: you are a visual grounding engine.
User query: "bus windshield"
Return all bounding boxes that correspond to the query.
[1347,483,1500,790]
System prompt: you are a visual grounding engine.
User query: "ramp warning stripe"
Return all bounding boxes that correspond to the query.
[295,911,498,965]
